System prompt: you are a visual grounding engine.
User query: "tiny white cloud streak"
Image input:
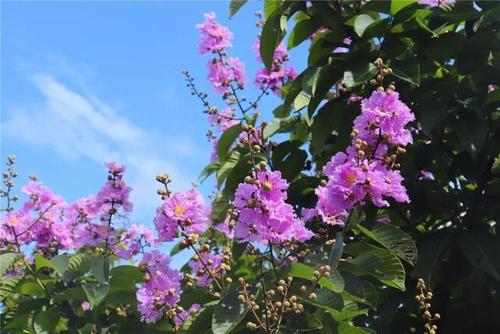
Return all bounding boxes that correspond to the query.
[2,73,200,214]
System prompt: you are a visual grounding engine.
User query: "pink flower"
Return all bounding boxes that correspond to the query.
[174,304,202,326]
[418,0,455,7]
[333,37,352,54]
[154,189,210,242]
[207,57,247,94]
[208,107,239,132]
[232,170,313,244]
[315,90,414,226]
[197,12,233,54]
[136,252,182,323]
[81,301,91,311]
[253,36,297,96]
[354,91,415,147]
[419,170,435,181]
[189,252,226,287]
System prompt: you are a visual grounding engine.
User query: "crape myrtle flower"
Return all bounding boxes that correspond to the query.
[153,189,210,242]
[252,36,297,96]
[197,11,233,54]
[314,89,414,227]
[232,170,313,244]
[418,0,455,7]
[136,251,201,325]
[187,248,231,288]
[197,12,247,95]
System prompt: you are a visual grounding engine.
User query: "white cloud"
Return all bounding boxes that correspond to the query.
[2,73,200,212]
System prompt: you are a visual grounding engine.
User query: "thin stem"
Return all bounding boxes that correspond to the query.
[179,226,223,290]
[104,199,117,255]
[16,203,56,238]
[268,244,279,282]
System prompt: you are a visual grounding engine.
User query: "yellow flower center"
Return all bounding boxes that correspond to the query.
[174,205,186,217]
[346,172,357,185]
[262,182,273,191]
[10,217,19,225]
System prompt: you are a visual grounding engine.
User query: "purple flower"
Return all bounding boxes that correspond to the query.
[419,170,435,181]
[354,91,415,146]
[81,301,91,312]
[154,189,210,242]
[207,57,247,94]
[197,12,233,54]
[136,252,182,323]
[173,304,202,326]
[189,252,226,287]
[418,0,455,7]
[315,90,414,226]
[333,37,352,54]
[253,36,297,96]
[208,107,239,132]
[232,170,313,244]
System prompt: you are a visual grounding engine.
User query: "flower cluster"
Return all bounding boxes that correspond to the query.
[136,251,184,324]
[253,36,297,96]
[314,84,414,226]
[187,247,231,288]
[197,12,247,95]
[153,188,210,242]
[1,162,152,260]
[1,181,71,255]
[418,0,455,7]
[230,170,313,244]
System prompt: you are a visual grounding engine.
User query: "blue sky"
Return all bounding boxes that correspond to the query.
[1,1,307,239]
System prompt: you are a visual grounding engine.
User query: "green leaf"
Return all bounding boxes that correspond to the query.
[50,255,69,276]
[311,100,337,152]
[67,253,92,272]
[459,231,500,280]
[182,302,217,332]
[390,0,416,15]
[109,265,143,290]
[212,288,250,334]
[356,224,418,265]
[290,263,345,293]
[346,205,365,230]
[328,301,369,322]
[288,19,318,50]
[217,124,242,162]
[261,12,287,69]
[264,0,283,19]
[0,252,22,276]
[275,148,307,181]
[229,0,247,18]
[19,282,45,297]
[35,254,54,272]
[341,272,378,309]
[217,150,242,188]
[90,256,110,283]
[343,63,377,88]
[338,321,376,334]
[344,243,406,291]
[329,232,344,268]
[354,14,375,37]
[170,241,185,256]
[391,58,421,86]
[1,276,21,300]
[200,162,220,182]
[294,92,311,112]
[37,308,60,332]
[82,282,109,308]
[211,192,231,222]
